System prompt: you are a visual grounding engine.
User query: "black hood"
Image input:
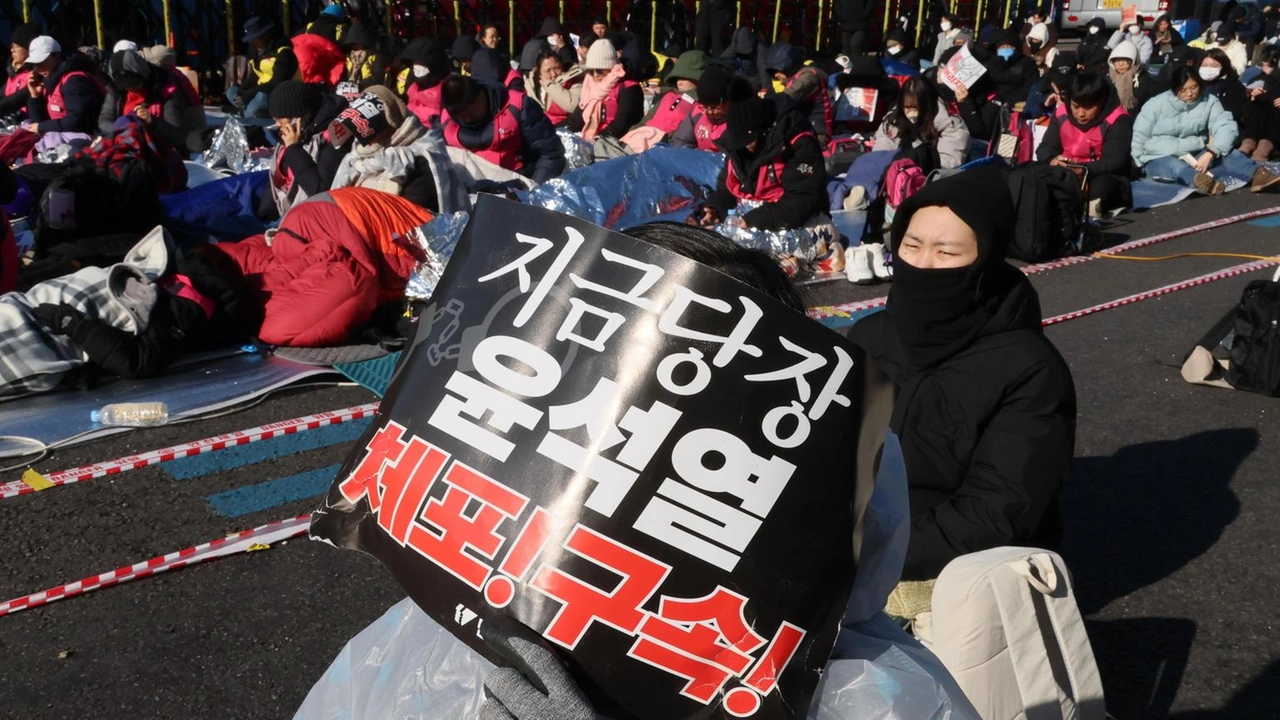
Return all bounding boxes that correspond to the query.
[762,42,804,76]
[341,22,377,50]
[721,96,811,194]
[721,27,758,58]
[469,47,509,84]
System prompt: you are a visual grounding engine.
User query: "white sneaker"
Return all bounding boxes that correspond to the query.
[845,244,875,284]
[865,242,893,281]
[843,185,868,211]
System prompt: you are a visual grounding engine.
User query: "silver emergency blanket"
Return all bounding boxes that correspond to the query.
[715,200,828,262]
[201,117,270,174]
[293,434,981,720]
[519,146,723,229]
[556,127,594,172]
[405,211,470,300]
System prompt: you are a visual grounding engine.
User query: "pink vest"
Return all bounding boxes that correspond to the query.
[5,69,29,97]
[647,90,694,134]
[599,79,640,127]
[1055,103,1128,164]
[725,131,815,203]
[692,110,726,151]
[442,90,525,171]
[407,82,443,127]
[48,71,105,119]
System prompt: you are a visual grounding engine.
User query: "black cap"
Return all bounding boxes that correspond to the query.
[536,17,566,39]
[718,97,776,151]
[452,34,479,61]
[697,65,733,104]
[269,80,323,120]
[10,22,41,50]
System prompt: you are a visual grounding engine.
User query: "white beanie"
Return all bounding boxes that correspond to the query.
[113,39,139,53]
[1028,23,1049,43]
[1109,40,1138,64]
[582,39,617,71]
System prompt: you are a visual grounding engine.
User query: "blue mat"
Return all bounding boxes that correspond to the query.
[1131,179,1195,210]
[816,307,882,330]
[335,352,402,398]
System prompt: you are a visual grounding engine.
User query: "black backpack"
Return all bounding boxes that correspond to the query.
[1002,163,1084,262]
[1187,273,1280,396]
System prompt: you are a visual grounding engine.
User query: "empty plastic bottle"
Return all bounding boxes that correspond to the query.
[91,402,170,427]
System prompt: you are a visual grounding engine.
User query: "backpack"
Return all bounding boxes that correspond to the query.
[1181,268,1280,396]
[1003,163,1084,262]
[32,161,160,260]
[929,547,1106,720]
[882,156,927,225]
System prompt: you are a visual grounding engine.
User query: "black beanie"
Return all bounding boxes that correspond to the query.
[452,35,479,62]
[269,80,323,120]
[720,97,777,150]
[11,22,40,50]
[697,65,733,104]
[890,167,1014,261]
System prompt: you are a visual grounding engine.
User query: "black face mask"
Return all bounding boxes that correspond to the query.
[887,260,986,369]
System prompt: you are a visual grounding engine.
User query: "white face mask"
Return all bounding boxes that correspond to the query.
[548,35,562,49]
[887,45,902,55]
[1200,66,1221,81]
[940,21,952,32]
[412,64,429,78]
[904,109,920,122]
[1089,25,1100,34]
[1130,25,1142,34]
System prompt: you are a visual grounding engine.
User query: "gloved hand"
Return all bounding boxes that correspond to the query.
[478,615,600,720]
[31,303,85,336]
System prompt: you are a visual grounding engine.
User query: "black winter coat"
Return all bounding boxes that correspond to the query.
[28,54,107,135]
[835,0,875,33]
[849,279,1077,581]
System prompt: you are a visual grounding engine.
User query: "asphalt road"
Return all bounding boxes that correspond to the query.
[2,188,1279,718]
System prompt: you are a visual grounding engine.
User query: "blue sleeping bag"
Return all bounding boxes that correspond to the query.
[161,171,268,244]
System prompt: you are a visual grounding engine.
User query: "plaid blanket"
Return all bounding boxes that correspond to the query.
[78,119,187,194]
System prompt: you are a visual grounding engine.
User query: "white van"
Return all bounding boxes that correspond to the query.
[1060,0,1170,31]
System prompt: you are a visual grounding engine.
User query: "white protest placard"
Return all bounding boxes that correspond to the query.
[939,44,987,92]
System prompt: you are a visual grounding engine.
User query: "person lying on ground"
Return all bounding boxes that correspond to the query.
[262,80,350,218]
[24,36,106,136]
[439,75,565,184]
[1036,71,1135,217]
[99,49,206,154]
[848,169,1077,626]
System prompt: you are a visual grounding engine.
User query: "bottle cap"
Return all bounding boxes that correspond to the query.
[90,410,101,423]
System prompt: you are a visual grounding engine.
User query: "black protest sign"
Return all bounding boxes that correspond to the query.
[311,196,883,719]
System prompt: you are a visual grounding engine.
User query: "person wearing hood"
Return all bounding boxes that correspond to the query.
[1149,14,1184,64]
[633,50,707,135]
[986,31,1038,104]
[1130,65,1269,195]
[763,42,833,141]
[452,34,480,75]
[400,37,450,127]
[1018,6,1058,46]
[525,49,582,127]
[469,46,522,92]
[305,2,349,44]
[932,13,963,66]
[341,23,387,91]
[835,0,874,56]
[873,75,969,168]
[1037,71,1134,216]
[671,66,750,151]
[1023,22,1057,74]
[935,40,998,144]
[693,96,827,235]
[98,49,206,152]
[567,39,642,140]
[1076,18,1111,73]
[848,168,1076,609]
[262,80,351,217]
[720,27,760,80]
[24,36,106,135]
[883,28,921,70]
[1107,40,1156,113]
[1107,15,1153,66]
[693,0,734,55]
[0,22,40,118]
[440,74,564,183]
[535,18,578,70]
[233,17,298,118]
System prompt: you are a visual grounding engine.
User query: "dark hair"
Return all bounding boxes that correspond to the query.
[534,49,562,72]
[623,223,804,312]
[1170,65,1204,94]
[482,24,500,34]
[1200,48,1238,81]
[440,74,479,113]
[1067,71,1109,107]
[1261,46,1280,67]
[890,76,939,147]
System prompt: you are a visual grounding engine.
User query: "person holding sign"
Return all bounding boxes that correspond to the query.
[1107,12,1153,66]
[848,170,1077,621]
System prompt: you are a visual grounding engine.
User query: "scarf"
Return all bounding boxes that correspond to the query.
[1110,66,1139,111]
[579,64,625,141]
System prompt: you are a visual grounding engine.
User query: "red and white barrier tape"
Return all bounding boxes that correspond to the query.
[0,515,309,618]
[2,403,380,500]
[1042,259,1278,326]
[807,207,1280,321]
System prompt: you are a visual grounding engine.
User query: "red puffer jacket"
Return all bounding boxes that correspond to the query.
[211,187,431,347]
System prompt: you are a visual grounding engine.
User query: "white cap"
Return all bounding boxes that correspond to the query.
[113,39,139,53]
[26,36,61,65]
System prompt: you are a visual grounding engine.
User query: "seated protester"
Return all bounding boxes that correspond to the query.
[1130,65,1277,194]
[1153,44,1202,97]
[873,75,970,168]
[720,26,760,81]
[263,80,350,218]
[305,2,348,44]
[451,34,479,75]
[1036,71,1135,216]
[933,12,964,66]
[1199,48,1254,135]
[1108,40,1157,113]
[986,30,1039,105]
[469,47,523,92]
[937,46,1000,144]
[98,49,206,153]
[534,17,578,70]
[233,17,298,119]
[341,22,387,91]
[1022,63,1074,120]
[670,66,750,151]
[1107,16,1154,66]
[525,50,582,128]
[1019,6,1058,48]
[849,169,1076,614]
[632,50,707,134]
[1024,22,1058,74]
[762,42,833,141]
[400,37,450,127]
[831,54,899,137]
[1211,21,1250,76]
[439,75,565,183]
[1076,18,1111,74]
[883,27,921,70]
[1240,46,1280,161]
[567,39,643,140]
[24,36,106,136]
[1149,14,1185,64]
[0,23,40,119]
[692,96,827,234]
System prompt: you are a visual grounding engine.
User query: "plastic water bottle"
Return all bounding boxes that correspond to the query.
[91,402,170,427]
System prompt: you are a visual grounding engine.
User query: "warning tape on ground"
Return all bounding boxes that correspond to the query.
[0,515,309,618]
[806,206,1280,321]
[1,403,380,500]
